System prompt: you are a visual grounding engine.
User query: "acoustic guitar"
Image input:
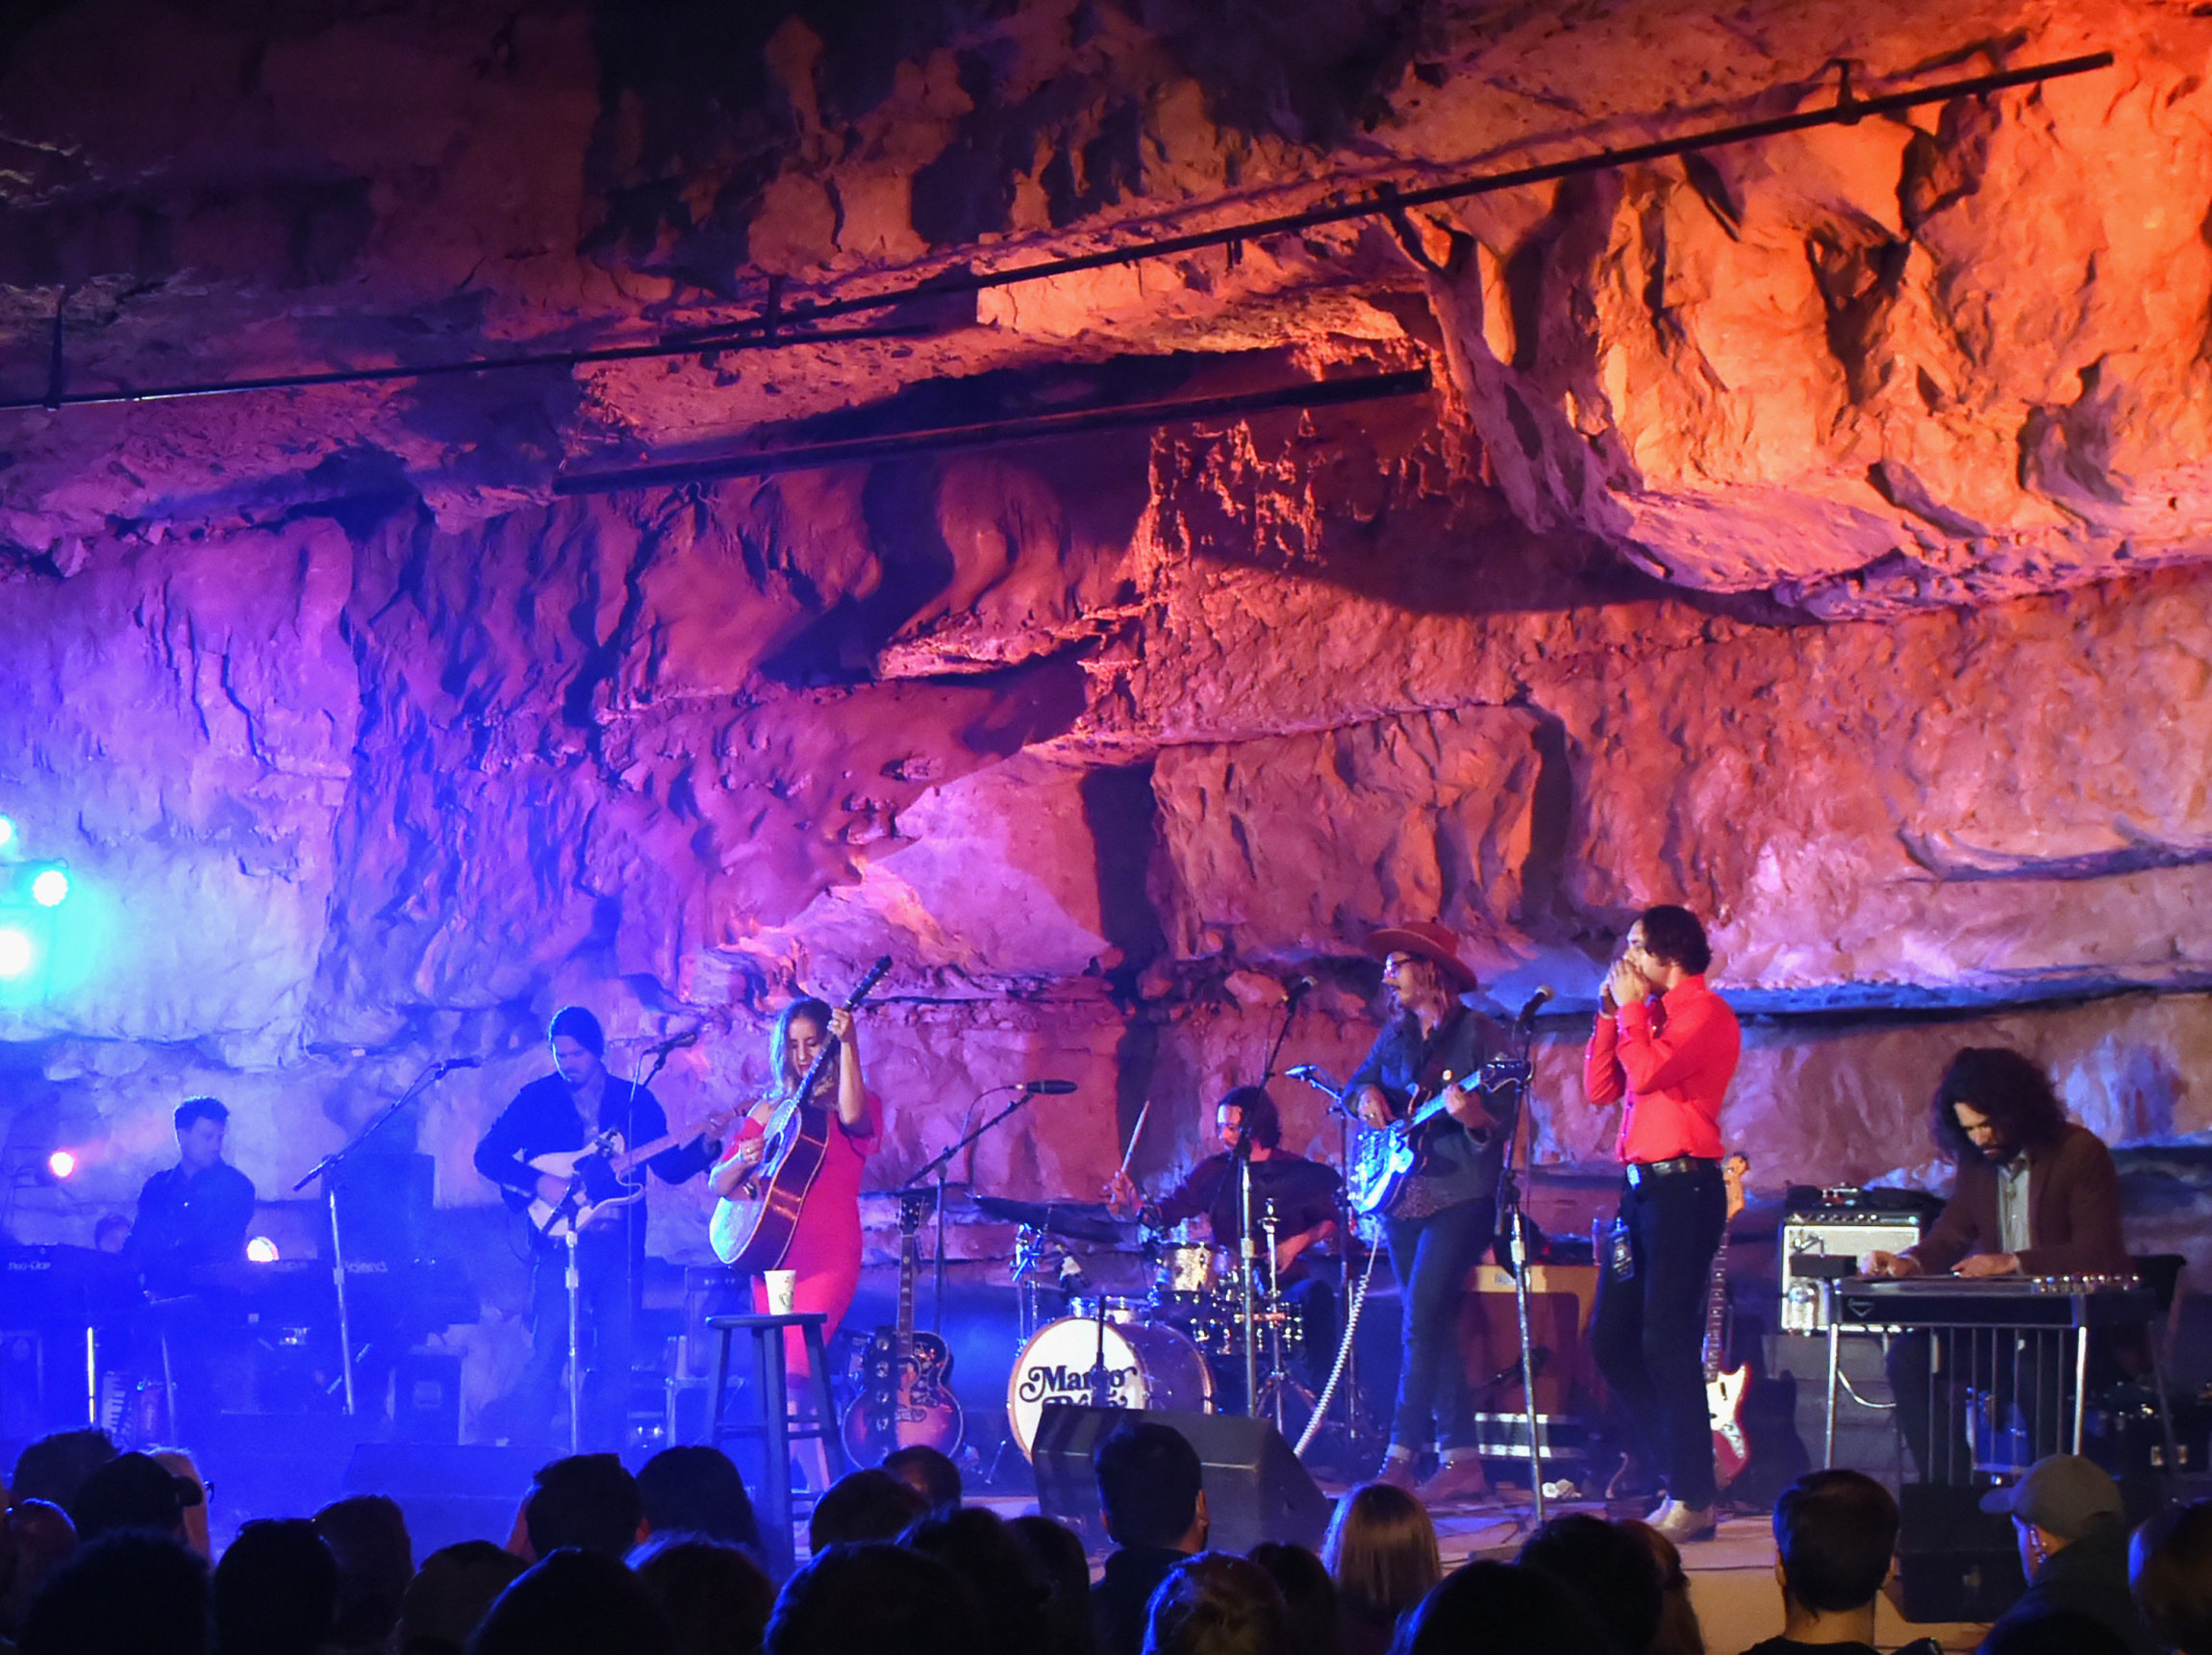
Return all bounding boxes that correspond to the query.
[526,1096,738,1242]
[1704,1151,1753,1491]
[710,956,893,1271]
[841,1190,963,1461]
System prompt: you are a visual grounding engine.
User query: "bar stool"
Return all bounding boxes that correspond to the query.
[705,1312,847,1571]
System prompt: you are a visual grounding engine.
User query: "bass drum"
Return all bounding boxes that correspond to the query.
[1006,1316,1214,1459]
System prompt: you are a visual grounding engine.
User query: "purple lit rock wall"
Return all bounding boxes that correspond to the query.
[4,0,2212,1356]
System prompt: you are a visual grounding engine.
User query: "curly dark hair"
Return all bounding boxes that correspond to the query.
[1218,1086,1281,1150]
[1930,1048,2069,1162]
[1635,906,1712,975]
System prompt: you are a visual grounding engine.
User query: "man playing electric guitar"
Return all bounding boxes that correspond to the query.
[474,1005,722,1449]
[1345,920,1518,1503]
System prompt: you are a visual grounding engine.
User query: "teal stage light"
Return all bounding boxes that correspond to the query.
[29,867,67,907]
[0,816,13,850]
[0,928,33,981]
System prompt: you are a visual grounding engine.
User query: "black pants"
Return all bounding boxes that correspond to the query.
[1382,1197,1495,1454]
[511,1234,634,1450]
[1592,1165,1725,1507]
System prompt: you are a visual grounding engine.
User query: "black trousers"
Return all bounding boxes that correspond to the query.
[1591,1165,1725,1507]
[1382,1197,1495,1454]
[511,1233,634,1450]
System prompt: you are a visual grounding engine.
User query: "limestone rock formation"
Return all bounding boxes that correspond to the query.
[2,0,2210,1291]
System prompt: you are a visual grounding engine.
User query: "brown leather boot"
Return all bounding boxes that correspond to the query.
[1375,1452,1422,1492]
[1417,1453,1491,1504]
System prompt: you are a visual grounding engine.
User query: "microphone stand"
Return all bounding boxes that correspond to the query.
[1260,983,1307,1083]
[1497,1014,1546,1522]
[292,1059,468,1417]
[901,1084,1044,1346]
[1236,1132,1258,1417]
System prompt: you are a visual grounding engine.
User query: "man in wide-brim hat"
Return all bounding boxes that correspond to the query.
[1345,918,1517,1504]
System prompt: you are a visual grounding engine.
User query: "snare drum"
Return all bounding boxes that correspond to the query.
[1005,1316,1215,1457]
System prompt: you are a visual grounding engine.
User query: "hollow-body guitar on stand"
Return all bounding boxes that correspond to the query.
[1704,1151,1753,1492]
[842,1191,963,1460]
[710,956,893,1271]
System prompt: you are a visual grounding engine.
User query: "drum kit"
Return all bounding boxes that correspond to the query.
[980,1195,1355,1460]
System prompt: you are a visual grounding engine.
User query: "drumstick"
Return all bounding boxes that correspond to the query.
[1117,1098,1152,1178]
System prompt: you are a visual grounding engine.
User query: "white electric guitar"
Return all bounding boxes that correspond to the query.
[1704,1151,1753,1491]
[526,1104,736,1241]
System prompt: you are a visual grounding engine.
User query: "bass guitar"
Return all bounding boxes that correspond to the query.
[841,1190,963,1461]
[526,1099,738,1242]
[710,956,893,1271]
[1705,1151,1753,1492]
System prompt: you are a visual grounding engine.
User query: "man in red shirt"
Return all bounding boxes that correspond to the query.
[1583,904,1741,1542]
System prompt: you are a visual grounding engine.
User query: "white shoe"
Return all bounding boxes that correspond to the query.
[1650,1500,1717,1542]
[1644,1495,1675,1525]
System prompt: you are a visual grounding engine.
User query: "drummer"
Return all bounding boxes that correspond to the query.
[1108,1086,1344,1378]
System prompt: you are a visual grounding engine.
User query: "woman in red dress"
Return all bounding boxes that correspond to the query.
[709,997,880,1432]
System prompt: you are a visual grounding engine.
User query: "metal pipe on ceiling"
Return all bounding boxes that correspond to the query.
[551,367,1435,494]
[0,50,2109,416]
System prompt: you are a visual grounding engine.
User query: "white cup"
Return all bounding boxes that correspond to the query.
[764,1269,798,1316]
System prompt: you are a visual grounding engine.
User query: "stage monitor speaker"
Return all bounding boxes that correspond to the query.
[1895,1482,2026,1623]
[1031,1406,1331,1554]
[342,1442,540,1558]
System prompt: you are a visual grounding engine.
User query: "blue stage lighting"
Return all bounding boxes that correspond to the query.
[0,928,33,980]
[29,867,67,907]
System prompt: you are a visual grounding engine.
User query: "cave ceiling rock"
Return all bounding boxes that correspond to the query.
[1407,31,2212,611]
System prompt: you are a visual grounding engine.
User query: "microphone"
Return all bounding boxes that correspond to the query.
[433,1056,481,1076]
[1285,1063,1320,1080]
[1284,975,1313,1001]
[1022,1079,1079,1094]
[1514,986,1556,1028]
[646,1028,701,1057]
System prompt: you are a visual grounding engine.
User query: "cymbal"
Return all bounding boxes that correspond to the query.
[972,1194,1133,1246]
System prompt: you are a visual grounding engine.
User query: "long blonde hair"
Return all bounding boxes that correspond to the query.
[1321,1481,1442,1624]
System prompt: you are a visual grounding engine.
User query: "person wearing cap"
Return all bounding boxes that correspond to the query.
[1980,1455,2157,1655]
[1582,904,1741,1542]
[65,1450,202,1543]
[474,1006,724,1449]
[1345,919,1517,1503]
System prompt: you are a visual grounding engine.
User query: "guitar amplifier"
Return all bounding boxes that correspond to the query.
[1781,1212,1925,1334]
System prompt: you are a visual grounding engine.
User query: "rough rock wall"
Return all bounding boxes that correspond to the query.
[2,0,2211,1277]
